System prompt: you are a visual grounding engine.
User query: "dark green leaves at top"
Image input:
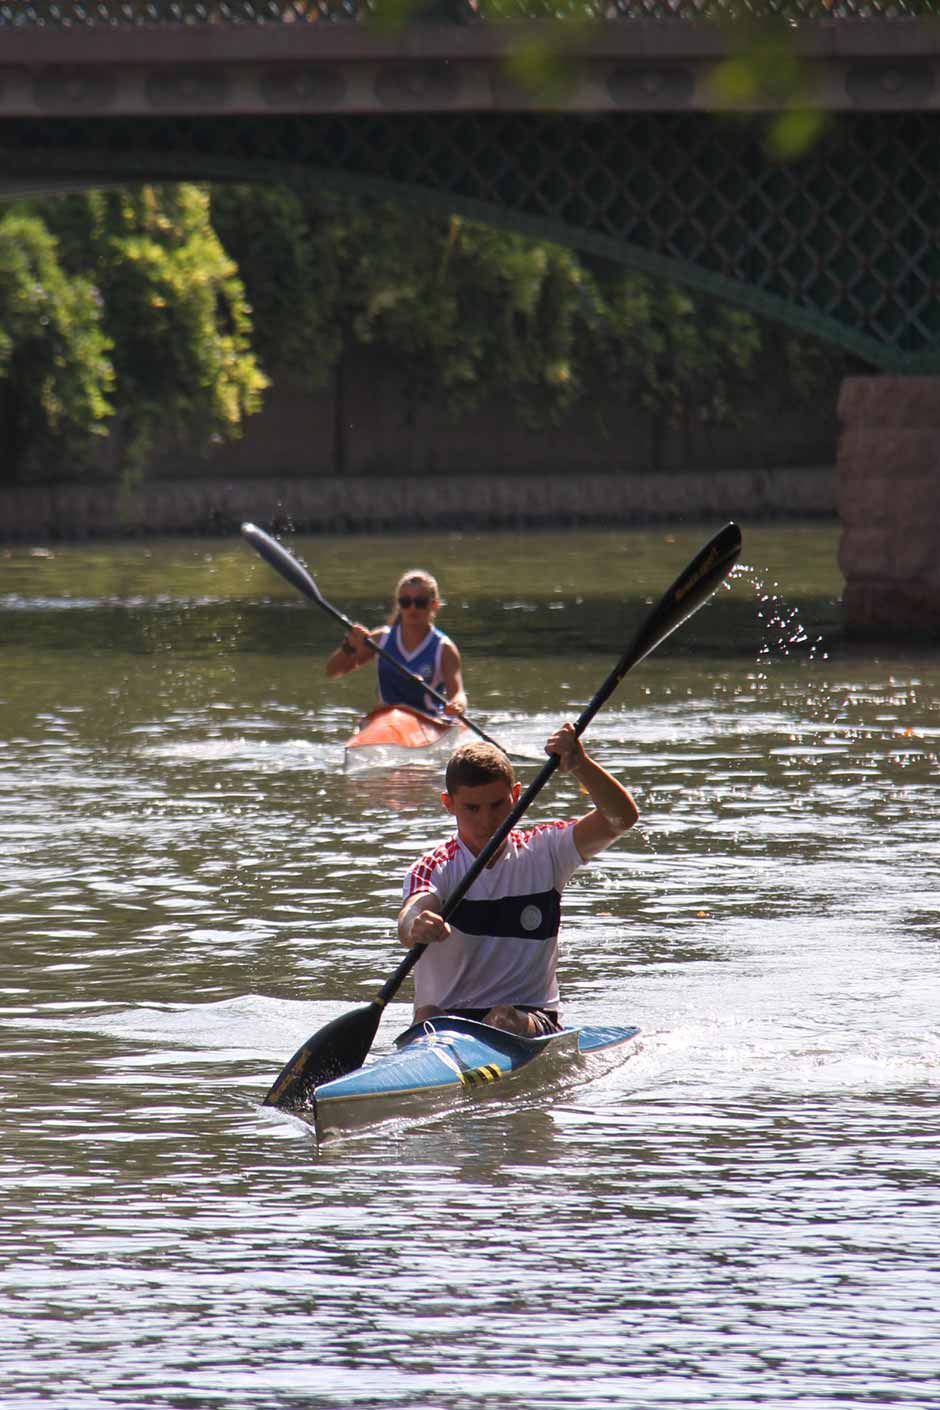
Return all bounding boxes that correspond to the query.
[0,211,114,485]
[34,186,269,478]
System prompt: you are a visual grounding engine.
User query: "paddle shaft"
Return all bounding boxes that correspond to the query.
[378,518,743,1007]
[242,522,506,750]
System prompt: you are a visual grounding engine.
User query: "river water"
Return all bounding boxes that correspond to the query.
[1,521,938,1409]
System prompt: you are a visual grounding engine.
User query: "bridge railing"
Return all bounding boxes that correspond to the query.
[1,0,938,26]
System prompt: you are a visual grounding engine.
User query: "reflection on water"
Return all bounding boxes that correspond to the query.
[2,523,939,1409]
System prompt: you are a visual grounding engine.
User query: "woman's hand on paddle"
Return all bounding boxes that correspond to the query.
[547,722,587,774]
[327,622,372,677]
[441,643,466,718]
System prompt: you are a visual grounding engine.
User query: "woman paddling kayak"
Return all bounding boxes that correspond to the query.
[325,568,468,719]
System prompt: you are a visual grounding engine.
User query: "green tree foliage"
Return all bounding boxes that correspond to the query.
[211,185,381,471]
[209,183,343,383]
[0,179,839,488]
[210,184,841,472]
[0,212,114,485]
[575,268,772,467]
[210,182,845,471]
[209,186,590,470]
[36,185,268,472]
[347,206,585,425]
[212,186,585,420]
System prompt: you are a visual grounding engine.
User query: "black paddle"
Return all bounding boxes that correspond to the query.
[263,520,742,1112]
[242,522,509,752]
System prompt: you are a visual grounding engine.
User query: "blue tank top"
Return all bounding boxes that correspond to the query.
[376,624,452,715]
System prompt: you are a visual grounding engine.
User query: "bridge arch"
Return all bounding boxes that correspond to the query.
[7,107,940,371]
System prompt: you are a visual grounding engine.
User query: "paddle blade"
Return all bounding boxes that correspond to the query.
[242,522,325,608]
[626,521,741,671]
[262,1002,383,1112]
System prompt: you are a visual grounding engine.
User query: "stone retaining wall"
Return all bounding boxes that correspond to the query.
[0,466,835,543]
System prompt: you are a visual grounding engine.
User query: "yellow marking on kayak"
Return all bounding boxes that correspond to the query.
[460,1064,503,1088]
[316,1066,504,1106]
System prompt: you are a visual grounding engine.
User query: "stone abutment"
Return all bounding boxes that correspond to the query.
[838,377,940,641]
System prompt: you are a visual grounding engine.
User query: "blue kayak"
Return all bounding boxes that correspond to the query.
[310,1014,640,1142]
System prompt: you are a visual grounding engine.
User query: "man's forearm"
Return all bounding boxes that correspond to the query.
[572,756,639,833]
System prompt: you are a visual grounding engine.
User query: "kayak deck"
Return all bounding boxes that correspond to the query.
[344,704,467,771]
[310,1014,640,1143]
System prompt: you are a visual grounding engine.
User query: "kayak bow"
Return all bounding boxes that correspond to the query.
[344,703,468,770]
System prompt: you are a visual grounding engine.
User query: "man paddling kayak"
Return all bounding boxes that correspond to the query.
[397,726,639,1038]
[325,567,468,719]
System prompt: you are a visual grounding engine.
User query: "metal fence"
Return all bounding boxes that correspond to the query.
[1,0,937,28]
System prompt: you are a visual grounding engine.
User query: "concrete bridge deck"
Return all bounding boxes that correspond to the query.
[1,18,940,117]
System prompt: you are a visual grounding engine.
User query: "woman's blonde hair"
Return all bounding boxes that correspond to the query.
[389,569,440,623]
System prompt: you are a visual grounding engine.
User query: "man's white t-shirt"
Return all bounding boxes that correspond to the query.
[402,820,584,1013]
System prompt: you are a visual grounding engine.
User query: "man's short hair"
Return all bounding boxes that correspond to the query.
[445,741,515,795]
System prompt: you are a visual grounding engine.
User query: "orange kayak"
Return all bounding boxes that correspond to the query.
[344,704,468,769]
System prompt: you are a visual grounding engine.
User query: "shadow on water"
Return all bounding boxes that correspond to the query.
[1,521,849,661]
[0,590,845,662]
[8,593,939,667]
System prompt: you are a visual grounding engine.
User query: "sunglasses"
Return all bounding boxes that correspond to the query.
[398,594,431,610]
